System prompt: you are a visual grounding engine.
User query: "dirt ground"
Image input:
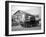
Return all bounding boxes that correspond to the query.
[12,25,41,31]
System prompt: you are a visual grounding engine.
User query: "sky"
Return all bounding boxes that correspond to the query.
[11,5,41,18]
